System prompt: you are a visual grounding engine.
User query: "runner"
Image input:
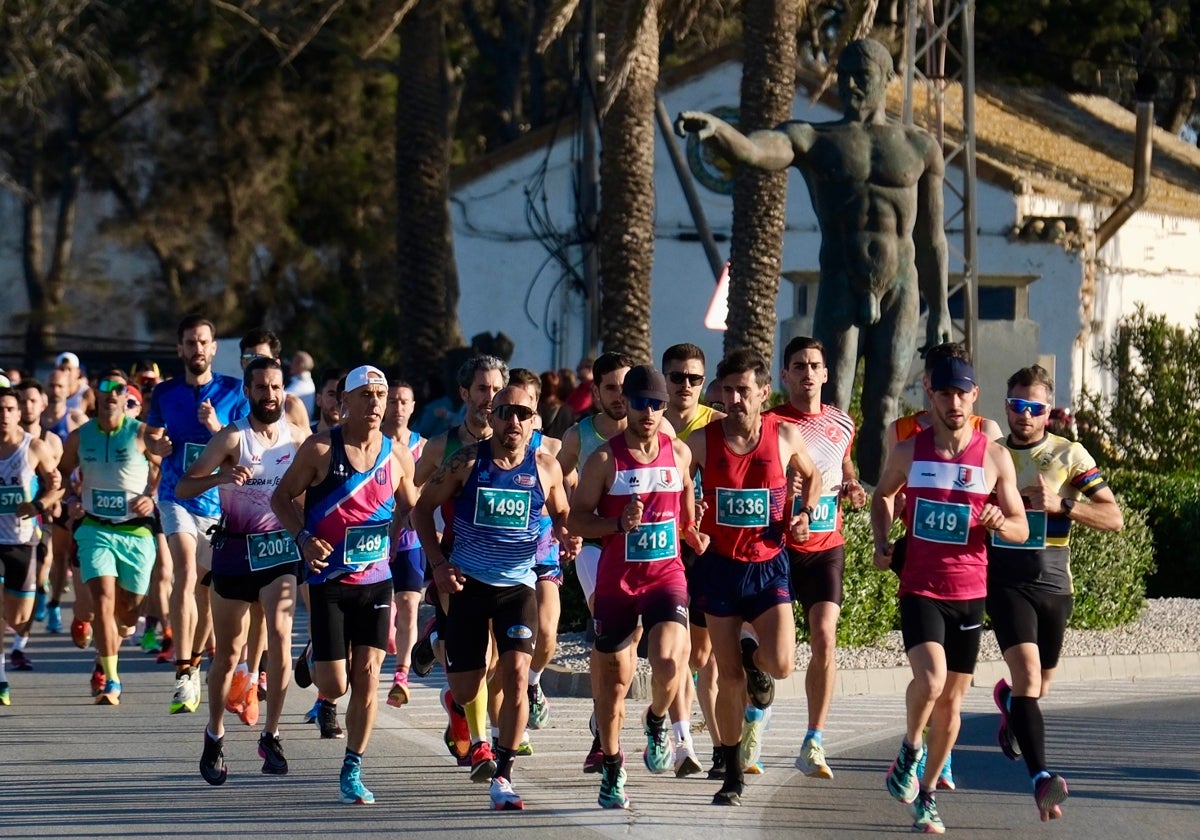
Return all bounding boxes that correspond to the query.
[569,365,708,809]
[239,328,311,429]
[871,355,1027,834]
[765,336,867,779]
[686,348,822,806]
[58,369,157,706]
[311,368,347,434]
[40,367,87,636]
[412,385,579,811]
[15,379,63,636]
[145,314,250,715]
[988,365,1123,821]
[271,364,419,805]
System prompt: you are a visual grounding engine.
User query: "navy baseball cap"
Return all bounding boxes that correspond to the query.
[930,357,977,392]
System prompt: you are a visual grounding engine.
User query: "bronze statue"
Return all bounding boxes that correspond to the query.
[676,38,951,484]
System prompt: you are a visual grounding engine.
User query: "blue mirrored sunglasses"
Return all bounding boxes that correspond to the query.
[628,397,666,412]
[1005,397,1050,417]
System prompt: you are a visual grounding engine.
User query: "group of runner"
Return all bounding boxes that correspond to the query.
[0,320,1121,831]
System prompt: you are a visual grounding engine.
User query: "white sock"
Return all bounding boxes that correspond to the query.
[490,725,500,740]
[672,720,691,746]
[12,634,29,652]
[0,653,7,682]
[235,662,249,674]
[528,669,543,686]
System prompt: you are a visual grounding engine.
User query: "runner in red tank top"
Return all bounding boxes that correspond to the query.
[871,356,1026,833]
[685,349,822,807]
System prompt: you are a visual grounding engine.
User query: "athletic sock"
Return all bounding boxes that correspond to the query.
[1009,695,1048,777]
[805,727,823,746]
[528,668,543,687]
[646,708,666,730]
[721,744,743,782]
[0,653,7,682]
[672,719,692,746]
[99,654,119,681]
[12,634,29,652]
[494,745,516,781]
[464,687,489,743]
[175,659,190,678]
[343,748,363,768]
[190,653,204,669]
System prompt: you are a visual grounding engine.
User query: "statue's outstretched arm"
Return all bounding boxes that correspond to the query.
[674,110,798,171]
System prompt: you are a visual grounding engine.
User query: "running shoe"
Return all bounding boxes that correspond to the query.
[34,588,47,622]
[707,746,726,780]
[10,649,33,671]
[171,669,201,714]
[674,741,703,778]
[993,679,1022,760]
[1034,773,1069,822]
[226,669,251,715]
[527,683,549,730]
[199,729,227,786]
[598,758,629,809]
[740,637,774,710]
[469,740,498,783]
[915,748,956,791]
[410,617,437,677]
[155,633,174,664]
[583,734,604,774]
[95,679,122,706]
[798,736,834,779]
[490,777,525,811]
[90,660,106,696]
[256,670,267,701]
[339,761,375,805]
[140,627,161,654]
[0,681,10,706]
[517,735,534,757]
[258,732,289,775]
[712,774,744,806]
[239,681,260,726]
[294,640,313,689]
[442,688,470,758]
[317,699,344,739]
[643,710,672,774]
[46,605,63,634]
[70,618,93,650]
[910,790,946,834]
[305,697,322,723]
[386,672,410,708]
[739,705,768,772]
[886,740,924,804]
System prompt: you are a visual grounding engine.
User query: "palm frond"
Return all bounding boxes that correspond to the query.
[811,0,878,101]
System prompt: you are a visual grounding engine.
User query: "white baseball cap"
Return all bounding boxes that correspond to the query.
[344,365,387,393]
[56,351,80,368]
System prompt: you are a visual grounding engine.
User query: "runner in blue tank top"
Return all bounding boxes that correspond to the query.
[414,385,579,812]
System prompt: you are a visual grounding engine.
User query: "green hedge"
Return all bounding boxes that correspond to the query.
[1067,501,1155,628]
[1106,469,1200,598]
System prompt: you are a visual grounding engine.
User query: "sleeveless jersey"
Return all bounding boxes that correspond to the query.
[597,433,685,588]
[218,417,296,535]
[987,432,1106,595]
[768,402,856,552]
[45,411,72,444]
[675,404,718,442]
[450,440,545,588]
[576,415,611,466]
[78,418,149,526]
[902,428,992,600]
[700,413,788,563]
[147,374,249,516]
[304,428,395,586]
[394,430,423,553]
[896,411,988,443]
[0,434,38,545]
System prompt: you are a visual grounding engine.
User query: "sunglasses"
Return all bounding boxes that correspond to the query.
[1005,397,1050,417]
[628,397,667,412]
[492,404,536,422]
[667,372,704,386]
[126,398,141,411]
[97,379,126,394]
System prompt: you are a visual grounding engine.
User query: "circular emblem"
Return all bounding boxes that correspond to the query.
[825,426,843,444]
[685,106,740,195]
[374,467,388,485]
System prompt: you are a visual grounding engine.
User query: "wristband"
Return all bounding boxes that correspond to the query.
[296,529,313,550]
[32,499,46,516]
[800,507,814,520]
[616,516,629,534]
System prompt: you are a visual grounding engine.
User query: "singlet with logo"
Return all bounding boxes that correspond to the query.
[987,432,1107,595]
[596,432,685,590]
[768,402,856,551]
[0,434,38,545]
[896,411,988,443]
[902,428,992,600]
[304,428,395,586]
[78,418,150,529]
[45,411,72,444]
[700,413,788,563]
[675,404,718,442]
[147,374,249,516]
[450,440,545,589]
[394,431,424,554]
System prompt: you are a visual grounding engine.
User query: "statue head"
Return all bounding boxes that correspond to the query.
[837,38,894,120]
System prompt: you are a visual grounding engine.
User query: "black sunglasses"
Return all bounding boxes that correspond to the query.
[667,372,704,386]
[492,404,536,422]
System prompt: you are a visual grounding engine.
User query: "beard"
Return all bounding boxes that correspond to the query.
[251,400,283,424]
[186,357,210,376]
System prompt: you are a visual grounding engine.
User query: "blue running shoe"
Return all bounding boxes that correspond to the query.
[598,759,629,809]
[34,588,47,622]
[910,790,945,834]
[915,747,956,790]
[643,709,672,774]
[885,740,924,804]
[339,762,375,805]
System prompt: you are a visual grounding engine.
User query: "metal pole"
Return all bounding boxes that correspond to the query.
[654,96,724,280]
[961,0,979,362]
[579,0,602,356]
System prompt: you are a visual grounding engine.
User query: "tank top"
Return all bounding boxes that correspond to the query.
[700,413,788,563]
[304,428,395,586]
[896,411,988,443]
[597,433,685,586]
[0,434,37,545]
[78,418,149,525]
[394,430,423,553]
[449,440,545,588]
[45,411,71,444]
[768,403,856,552]
[576,415,611,466]
[675,404,718,442]
[218,417,296,535]
[902,428,992,600]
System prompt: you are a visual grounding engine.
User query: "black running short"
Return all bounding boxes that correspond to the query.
[899,594,986,675]
[986,586,1074,670]
[211,565,299,604]
[0,542,38,595]
[442,576,536,673]
[787,545,845,612]
[309,579,393,662]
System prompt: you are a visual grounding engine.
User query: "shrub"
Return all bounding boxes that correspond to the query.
[1068,501,1156,628]
[1104,469,1200,597]
[558,559,590,632]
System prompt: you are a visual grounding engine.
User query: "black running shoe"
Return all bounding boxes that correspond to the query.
[712,774,743,806]
[410,617,436,677]
[741,637,774,710]
[10,649,33,671]
[294,641,313,689]
[317,699,344,739]
[200,730,228,786]
[258,732,289,775]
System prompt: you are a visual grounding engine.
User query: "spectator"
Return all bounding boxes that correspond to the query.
[564,356,595,416]
[538,370,576,440]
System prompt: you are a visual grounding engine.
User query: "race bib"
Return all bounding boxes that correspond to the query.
[183,442,206,471]
[793,492,840,533]
[714,488,769,528]
[473,487,531,530]
[912,498,970,545]
[91,488,128,518]
[247,529,301,571]
[625,518,677,562]
[991,511,1048,550]
[0,487,25,514]
[344,523,389,569]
